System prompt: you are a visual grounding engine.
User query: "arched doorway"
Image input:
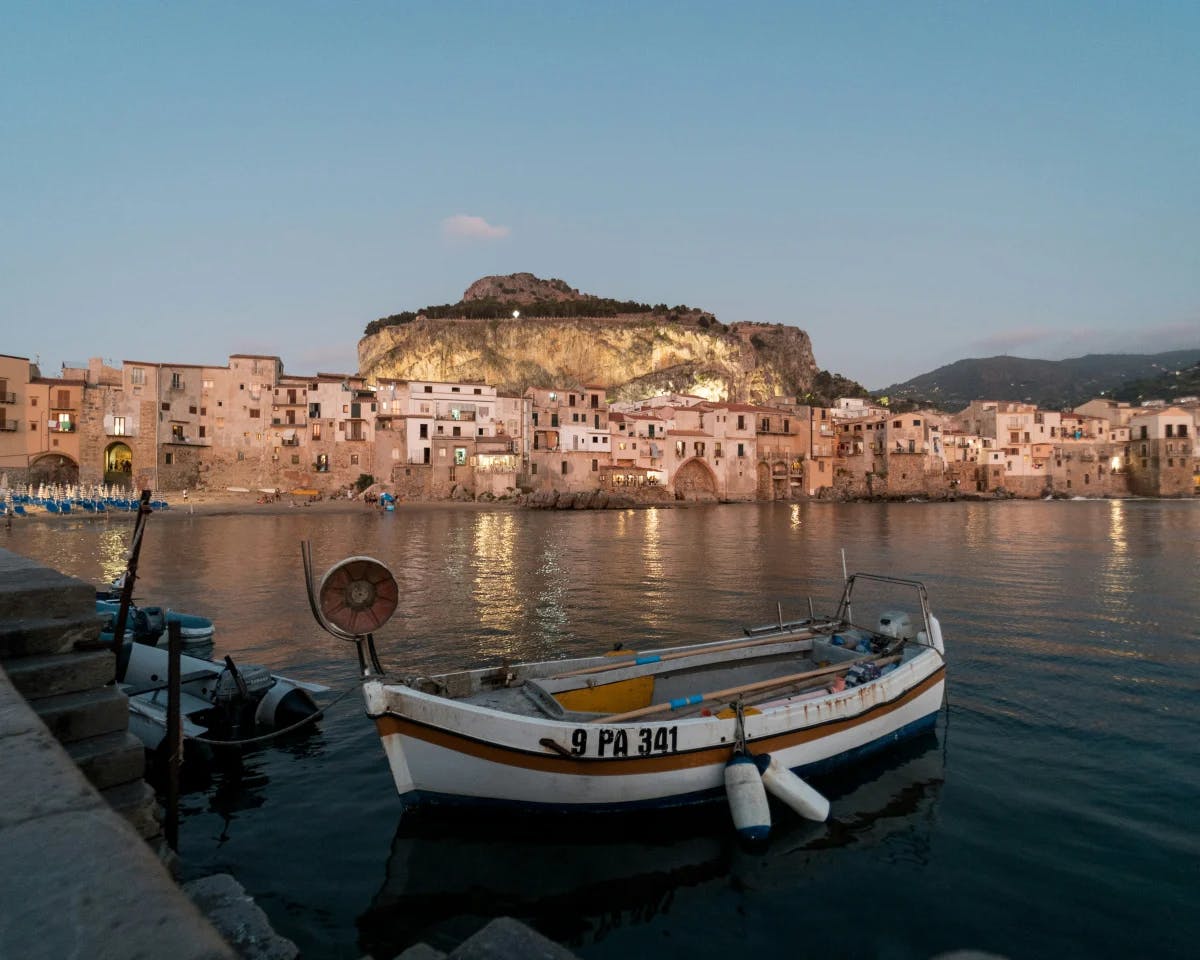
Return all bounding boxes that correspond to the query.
[29,453,79,486]
[673,458,718,501]
[104,442,133,486]
[756,461,772,500]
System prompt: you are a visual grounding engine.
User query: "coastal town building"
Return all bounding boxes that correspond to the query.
[1126,406,1197,497]
[2,348,1197,502]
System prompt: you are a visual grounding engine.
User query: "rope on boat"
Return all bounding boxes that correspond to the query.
[188,677,365,748]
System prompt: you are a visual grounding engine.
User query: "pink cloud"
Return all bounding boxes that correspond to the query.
[441,214,511,241]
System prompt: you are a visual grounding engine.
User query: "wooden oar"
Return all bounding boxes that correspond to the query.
[592,654,901,724]
[550,622,833,681]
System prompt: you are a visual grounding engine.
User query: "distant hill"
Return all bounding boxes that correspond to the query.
[877,350,1200,411]
[1112,360,1200,403]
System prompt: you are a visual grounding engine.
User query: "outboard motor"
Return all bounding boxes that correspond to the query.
[877,611,916,642]
[212,658,275,738]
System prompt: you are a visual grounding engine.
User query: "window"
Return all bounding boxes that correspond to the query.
[189,405,197,414]
[737,443,745,457]
[783,419,789,432]
[113,416,126,436]
[130,368,145,385]
[913,419,921,427]
[737,415,745,430]
[474,388,482,395]
[291,455,300,465]
[56,390,71,408]
[351,454,359,465]
[452,426,461,437]
[675,441,685,457]
[316,454,329,472]
[164,452,173,465]
[894,420,902,428]
[694,442,706,456]
[249,409,260,418]
[761,418,770,432]
[161,402,170,412]
[30,397,37,407]
[451,386,460,393]
[551,414,559,427]
[569,394,576,407]
[199,406,206,416]
[202,378,213,390]
[419,423,428,438]
[454,448,467,465]
[561,461,568,475]
[171,373,182,390]
[424,385,432,393]
[591,459,598,471]
[1166,424,1175,438]
[312,423,321,440]
[531,463,538,475]
[714,442,723,458]
[199,425,206,438]
[171,425,184,441]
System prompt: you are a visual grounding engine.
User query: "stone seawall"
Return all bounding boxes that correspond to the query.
[0,548,235,959]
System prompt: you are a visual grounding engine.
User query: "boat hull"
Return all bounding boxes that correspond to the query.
[366,654,945,813]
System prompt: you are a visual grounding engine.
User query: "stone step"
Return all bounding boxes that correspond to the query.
[0,559,95,622]
[0,612,107,659]
[101,778,162,840]
[32,685,129,745]
[5,648,116,700]
[66,729,146,792]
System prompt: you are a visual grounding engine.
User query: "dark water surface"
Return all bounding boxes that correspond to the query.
[8,500,1199,959]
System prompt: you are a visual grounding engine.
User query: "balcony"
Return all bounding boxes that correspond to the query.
[280,437,300,447]
[272,417,308,427]
[107,429,136,438]
[0,392,15,404]
[0,421,16,432]
[48,422,76,433]
[49,402,76,411]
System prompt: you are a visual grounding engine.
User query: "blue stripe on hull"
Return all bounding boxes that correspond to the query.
[397,710,940,815]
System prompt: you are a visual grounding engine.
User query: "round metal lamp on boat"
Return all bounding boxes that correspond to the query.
[318,557,399,636]
[302,543,397,677]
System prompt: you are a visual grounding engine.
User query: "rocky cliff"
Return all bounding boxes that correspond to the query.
[358,275,823,404]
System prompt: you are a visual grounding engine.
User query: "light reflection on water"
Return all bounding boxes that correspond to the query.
[4,499,1199,959]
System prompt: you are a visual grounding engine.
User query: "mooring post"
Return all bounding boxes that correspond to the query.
[165,618,182,853]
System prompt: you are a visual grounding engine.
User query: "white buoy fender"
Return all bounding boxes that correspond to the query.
[758,753,830,822]
[724,753,771,842]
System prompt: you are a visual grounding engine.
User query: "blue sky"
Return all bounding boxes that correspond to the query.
[3,1,1197,389]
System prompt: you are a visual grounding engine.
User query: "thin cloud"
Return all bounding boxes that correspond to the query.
[969,327,1054,354]
[441,214,510,241]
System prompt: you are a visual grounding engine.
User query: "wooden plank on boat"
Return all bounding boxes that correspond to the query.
[592,654,901,724]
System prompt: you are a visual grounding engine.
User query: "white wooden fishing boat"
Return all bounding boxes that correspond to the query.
[305,550,946,826]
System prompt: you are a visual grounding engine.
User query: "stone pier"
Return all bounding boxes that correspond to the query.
[0,548,235,959]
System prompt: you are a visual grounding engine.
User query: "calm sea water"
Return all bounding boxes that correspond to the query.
[7,500,1199,959]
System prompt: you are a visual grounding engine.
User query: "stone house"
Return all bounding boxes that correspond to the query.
[0,354,30,483]
[526,387,610,494]
[1126,407,1197,496]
